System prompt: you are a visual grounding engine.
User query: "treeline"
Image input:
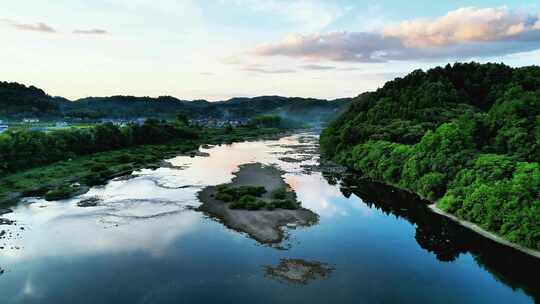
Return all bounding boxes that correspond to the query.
[0,114,295,177]
[0,81,65,118]
[61,96,215,119]
[0,81,349,123]
[321,62,540,250]
[0,119,198,175]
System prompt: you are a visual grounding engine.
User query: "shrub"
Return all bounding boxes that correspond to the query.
[237,186,266,197]
[44,184,79,201]
[230,195,256,209]
[216,192,234,202]
[215,185,267,204]
[271,188,288,200]
[270,199,299,210]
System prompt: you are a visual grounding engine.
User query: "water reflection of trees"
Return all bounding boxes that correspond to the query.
[325,172,540,302]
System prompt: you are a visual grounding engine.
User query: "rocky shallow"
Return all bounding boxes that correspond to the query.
[263,259,335,285]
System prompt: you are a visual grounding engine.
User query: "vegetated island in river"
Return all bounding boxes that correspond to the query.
[197,163,319,244]
[320,62,540,257]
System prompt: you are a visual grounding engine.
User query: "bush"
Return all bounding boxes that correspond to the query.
[82,173,104,186]
[44,184,79,201]
[216,192,234,202]
[215,185,267,204]
[237,186,267,197]
[271,188,288,200]
[270,199,299,210]
[91,163,107,172]
[230,195,263,210]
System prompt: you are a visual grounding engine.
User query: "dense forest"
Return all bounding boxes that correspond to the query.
[321,62,540,250]
[0,81,349,124]
[0,82,67,118]
[0,119,197,176]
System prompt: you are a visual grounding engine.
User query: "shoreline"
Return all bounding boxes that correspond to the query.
[429,204,540,259]
[0,127,293,207]
[334,167,540,260]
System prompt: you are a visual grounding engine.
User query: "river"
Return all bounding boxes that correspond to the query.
[0,132,539,303]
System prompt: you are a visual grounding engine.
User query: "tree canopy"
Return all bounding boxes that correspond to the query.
[321,62,540,250]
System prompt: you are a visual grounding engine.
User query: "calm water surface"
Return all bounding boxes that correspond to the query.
[0,133,539,304]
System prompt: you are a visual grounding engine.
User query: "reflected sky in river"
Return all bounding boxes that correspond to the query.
[0,133,537,304]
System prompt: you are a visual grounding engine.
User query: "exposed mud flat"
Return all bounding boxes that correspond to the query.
[264,259,335,285]
[197,163,318,244]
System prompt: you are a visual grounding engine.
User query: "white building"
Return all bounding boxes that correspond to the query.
[23,118,39,123]
[0,125,8,134]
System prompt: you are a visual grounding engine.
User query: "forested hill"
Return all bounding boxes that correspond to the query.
[60,96,212,119]
[0,81,350,123]
[321,62,540,251]
[0,82,68,118]
[65,95,348,123]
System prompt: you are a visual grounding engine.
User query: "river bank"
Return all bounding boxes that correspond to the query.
[0,127,289,207]
[336,167,540,260]
[429,204,540,259]
[1,132,538,303]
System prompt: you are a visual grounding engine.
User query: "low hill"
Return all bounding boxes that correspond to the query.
[321,62,540,251]
[0,82,350,125]
[0,82,67,118]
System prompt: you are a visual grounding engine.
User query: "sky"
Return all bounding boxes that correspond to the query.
[1,0,540,101]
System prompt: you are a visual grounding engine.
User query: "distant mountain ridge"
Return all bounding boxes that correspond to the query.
[0,81,350,123]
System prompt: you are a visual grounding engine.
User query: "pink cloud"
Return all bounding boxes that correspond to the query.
[252,7,540,62]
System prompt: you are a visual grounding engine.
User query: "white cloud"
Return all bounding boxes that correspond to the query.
[535,13,540,29]
[252,7,540,62]
[2,19,56,33]
[241,64,296,74]
[73,28,108,35]
[383,7,536,47]
[302,64,336,70]
[252,31,404,62]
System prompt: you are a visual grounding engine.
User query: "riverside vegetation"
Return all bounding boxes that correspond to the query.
[321,62,540,251]
[0,116,293,205]
[215,185,299,210]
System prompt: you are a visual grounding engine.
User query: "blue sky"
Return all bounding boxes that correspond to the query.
[1,0,539,100]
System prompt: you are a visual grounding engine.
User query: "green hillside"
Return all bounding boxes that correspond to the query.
[0,82,66,118]
[321,62,540,250]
